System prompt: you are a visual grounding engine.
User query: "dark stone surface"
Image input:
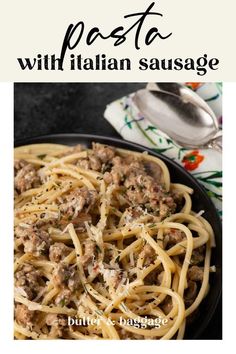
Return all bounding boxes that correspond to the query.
[14,83,145,140]
[14,83,222,340]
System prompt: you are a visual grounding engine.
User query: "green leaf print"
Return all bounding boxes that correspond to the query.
[124,115,132,129]
[166,138,173,145]
[193,171,222,179]
[153,147,173,154]
[197,178,222,188]
[145,125,158,132]
[178,147,188,160]
[193,171,222,188]
[206,190,222,201]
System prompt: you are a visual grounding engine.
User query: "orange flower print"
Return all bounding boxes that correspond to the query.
[185,82,203,91]
[182,150,204,171]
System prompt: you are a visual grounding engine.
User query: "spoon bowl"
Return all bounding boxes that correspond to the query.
[134,84,222,151]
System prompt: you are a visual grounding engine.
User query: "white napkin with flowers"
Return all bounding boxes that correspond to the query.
[104,83,222,216]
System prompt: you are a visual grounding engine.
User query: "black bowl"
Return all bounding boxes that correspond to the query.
[15,133,222,339]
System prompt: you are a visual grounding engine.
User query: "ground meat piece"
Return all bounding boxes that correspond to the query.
[15,264,43,300]
[14,160,40,193]
[14,159,28,176]
[78,155,102,171]
[103,171,112,185]
[171,190,184,208]
[34,215,59,229]
[184,280,198,307]
[15,224,32,239]
[77,158,90,170]
[59,189,85,217]
[159,201,170,219]
[125,173,176,217]
[163,229,185,248]
[89,155,102,171]
[119,156,145,182]
[53,263,80,291]
[155,196,175,218]
[46,313,68,327]
[140,244,156,266]
[103,170,122,185]
[92,143,115,163]
[101,265,127,289]
[159,196,176,218]
[108,270,124,288]
[187,266,204,282]
[122,155,147,177]
[102,154,168,221]
[111,156,123,168]
[143,161,162,182]
[15,224,51,256]
[15,303,35,328]
[59,212,92,232]
[49,243,71,263]
[157,271,164,285]
[144,266,163,285]
[126,184,147,205]
[59,187,97,219]
[190,246,205,265]
[45,314,68,337]
[125,175,154,205]
[103,155,146,186]
[80,239,96,266]
[123,206,143,223]
[55,289,72,306]
[161,296,173,315]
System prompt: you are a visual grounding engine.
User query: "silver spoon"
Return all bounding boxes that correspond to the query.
[133,83,222,152]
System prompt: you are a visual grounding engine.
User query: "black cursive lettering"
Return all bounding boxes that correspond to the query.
[58,2,172,69]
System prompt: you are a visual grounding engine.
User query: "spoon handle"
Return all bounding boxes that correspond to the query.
[208,133,222,152]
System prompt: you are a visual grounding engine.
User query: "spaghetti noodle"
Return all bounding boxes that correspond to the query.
[14,142,215,339]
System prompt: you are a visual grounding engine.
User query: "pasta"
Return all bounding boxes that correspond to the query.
[14,142,215,340]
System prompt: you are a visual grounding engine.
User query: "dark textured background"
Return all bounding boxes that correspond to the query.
[14,83,146,140]
[14,83,222,339]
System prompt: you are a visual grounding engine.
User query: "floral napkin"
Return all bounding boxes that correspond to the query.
[104,83,222,216]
